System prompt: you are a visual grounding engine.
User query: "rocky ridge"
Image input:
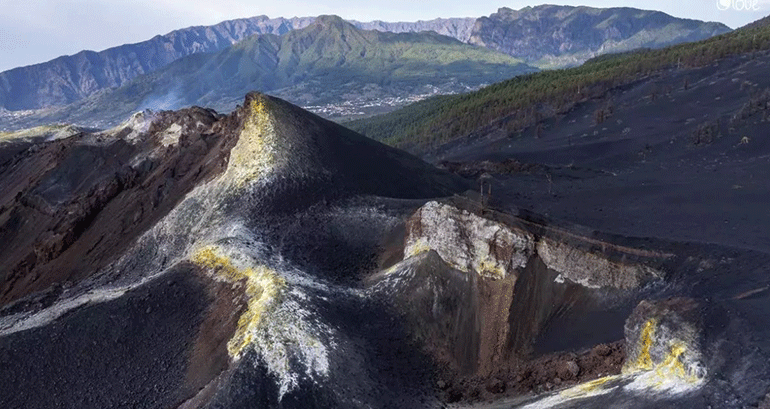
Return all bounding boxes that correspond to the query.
[0,16,315,111]
[468,5,730,67]
[352,18,477,42]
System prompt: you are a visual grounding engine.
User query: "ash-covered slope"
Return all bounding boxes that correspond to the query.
[427,48,770,254]
[2,92,770,409]
[0,92,471,408]
[0,92,466,305]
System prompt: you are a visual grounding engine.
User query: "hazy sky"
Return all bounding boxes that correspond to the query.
[1,0,768,72]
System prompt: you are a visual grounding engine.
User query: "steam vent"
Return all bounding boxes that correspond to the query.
[2,92,770,409]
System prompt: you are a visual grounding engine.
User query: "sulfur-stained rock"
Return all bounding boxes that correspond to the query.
[623,297,707,394]
[537,237,662,289]
[404,201,534,280]
[404,200,663,289]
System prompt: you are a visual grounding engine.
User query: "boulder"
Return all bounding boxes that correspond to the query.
[404,201,534,280]
[623,298,707,394]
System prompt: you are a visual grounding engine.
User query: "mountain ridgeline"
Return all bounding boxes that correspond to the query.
[467,5,731,68]
[8,16,534,129]
[0,5,730,112]
[353,18,478,42]
[0,16,315,111]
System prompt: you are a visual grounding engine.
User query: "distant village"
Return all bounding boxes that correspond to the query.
[303,84,484,121]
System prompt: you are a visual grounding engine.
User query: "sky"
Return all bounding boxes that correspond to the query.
[1,0,769,72]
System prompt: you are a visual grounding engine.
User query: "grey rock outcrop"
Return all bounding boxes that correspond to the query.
[352,18,477,42]
[537,237,661,289]
[404,201,663,289]
[404,201,534,280]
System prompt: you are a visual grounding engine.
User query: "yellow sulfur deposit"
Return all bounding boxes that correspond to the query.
[625,318,657,373]
[522,375,621,409]
[405,238,432,258]
[559,375,619,399]
[224,95,278,188]
[648,342,703,388]
[623,317,705,393]
[477,256,507,280]
[653,343,689,382]
[191,246,286,358]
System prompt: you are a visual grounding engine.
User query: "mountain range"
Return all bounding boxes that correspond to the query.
[0,16,314,111]
[2,16,534,129]
[467,5,731,67]
[0,5,730,113]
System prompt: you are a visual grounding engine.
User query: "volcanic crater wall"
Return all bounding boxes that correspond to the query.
[373,199,667,379]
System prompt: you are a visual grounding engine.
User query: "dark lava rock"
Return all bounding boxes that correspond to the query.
[486,378,506,394]
[446,388,463,403]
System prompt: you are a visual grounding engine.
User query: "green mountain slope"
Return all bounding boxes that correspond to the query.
[24,15,535,129]
[346,17,770,149]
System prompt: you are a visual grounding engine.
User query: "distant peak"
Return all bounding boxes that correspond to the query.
[314,15,347,25]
